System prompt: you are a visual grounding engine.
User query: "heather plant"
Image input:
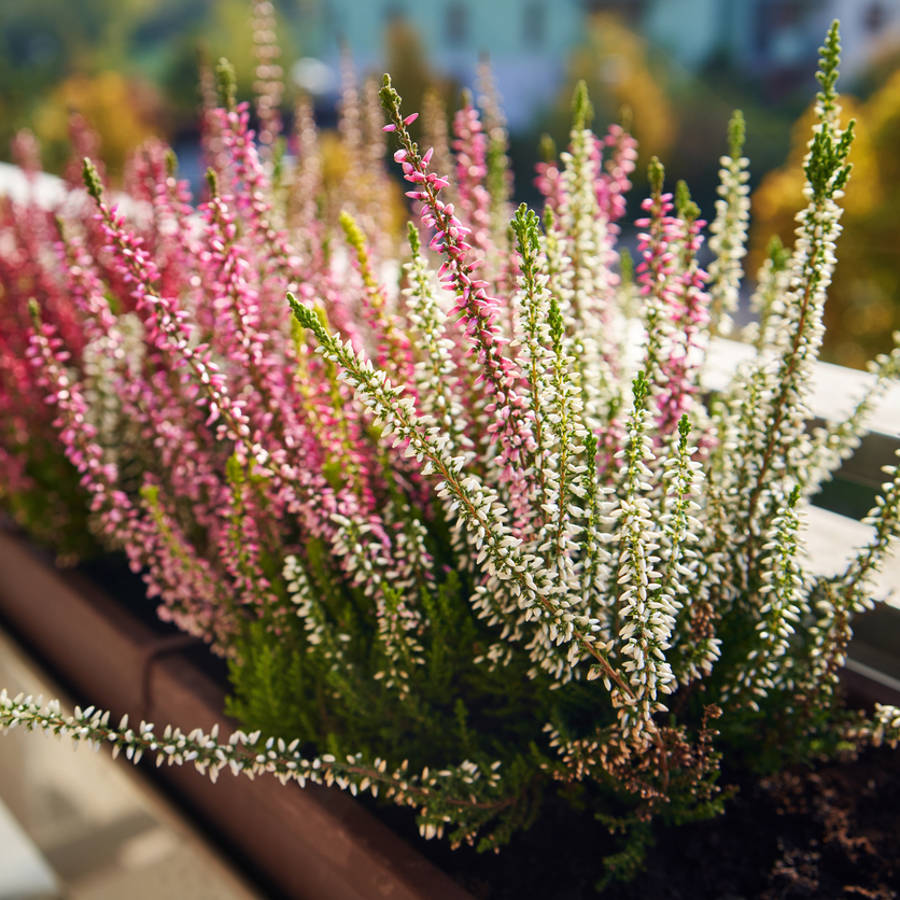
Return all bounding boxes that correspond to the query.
[752,67,900,368]
[3,21,900,886]
[0,130,104,561]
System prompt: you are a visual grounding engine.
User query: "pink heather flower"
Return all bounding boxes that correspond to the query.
[595,125,638,227]
[251,0,284,150]
[214,104,304,303]
[452,101,492,262]
[0,165,97,550]
[4,84,450,676]
[636,189,682,435]
[534,157,564,218]
[124,140,195,302]
[11,130,41,178]
[386,107,539,535]
[64,112,105,190]
[26,319,138,548]
[636,184,712,438]
[665,213,712,441]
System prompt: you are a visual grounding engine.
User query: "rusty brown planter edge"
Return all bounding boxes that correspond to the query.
[0,528,472,900]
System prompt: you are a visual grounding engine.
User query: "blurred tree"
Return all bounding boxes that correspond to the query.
[383,14,457,136]
[0,0,309,172]
[563,12,676,170]
[33,72,162,178]
[662,61,796,215]
[0,0,152,148]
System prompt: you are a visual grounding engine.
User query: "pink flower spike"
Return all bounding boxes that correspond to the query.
[403,113,419,125]
[382,124,397,132]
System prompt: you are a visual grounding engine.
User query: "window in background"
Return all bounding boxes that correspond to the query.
[445,0,468,46]
[523,1,545,47]
[384,2,407,22]
[865,2,886,32]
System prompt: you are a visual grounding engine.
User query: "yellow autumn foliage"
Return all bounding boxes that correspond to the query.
[566,12,675,165]
[34,71,160,178]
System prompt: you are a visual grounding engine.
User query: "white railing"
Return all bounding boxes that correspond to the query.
[703,334,900,611]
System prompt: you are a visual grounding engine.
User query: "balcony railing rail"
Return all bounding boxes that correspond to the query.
[703,334,900,703]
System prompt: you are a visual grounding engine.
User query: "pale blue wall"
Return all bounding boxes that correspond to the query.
[309,0,584,62]
[291,0,900,127]
[643,0,900,75]
[297,0,586,127]
[644,0,727,69]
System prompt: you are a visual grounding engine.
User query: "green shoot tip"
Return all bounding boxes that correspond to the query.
[675,180,699,222]
[728,110,745,159]
[572,80,594,130]
[82,158,103,203]
[215,58,237,111]
[539,133,556,164]
[407,221,421,254]
[648,156,665,195]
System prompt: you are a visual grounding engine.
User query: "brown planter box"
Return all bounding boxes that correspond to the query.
[0,529,472,900]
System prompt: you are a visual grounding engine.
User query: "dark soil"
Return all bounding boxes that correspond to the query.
[401,746,900,900]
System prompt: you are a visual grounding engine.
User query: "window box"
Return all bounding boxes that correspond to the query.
[0,527,470,900]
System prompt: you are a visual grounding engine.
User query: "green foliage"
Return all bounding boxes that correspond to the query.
[3,445,98,562]
[225,519,558,847]
[595,821,653,891]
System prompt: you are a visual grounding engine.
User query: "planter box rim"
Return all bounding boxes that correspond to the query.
[0,528,472,900]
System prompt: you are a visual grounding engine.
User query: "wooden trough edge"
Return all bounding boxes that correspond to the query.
[0,528,472,900]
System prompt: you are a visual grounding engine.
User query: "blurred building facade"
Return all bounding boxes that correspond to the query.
[299,0,585,127]
[297,0,900,128]
[643,0,900,78]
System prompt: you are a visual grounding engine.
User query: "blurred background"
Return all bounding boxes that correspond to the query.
[3,0,900,366]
